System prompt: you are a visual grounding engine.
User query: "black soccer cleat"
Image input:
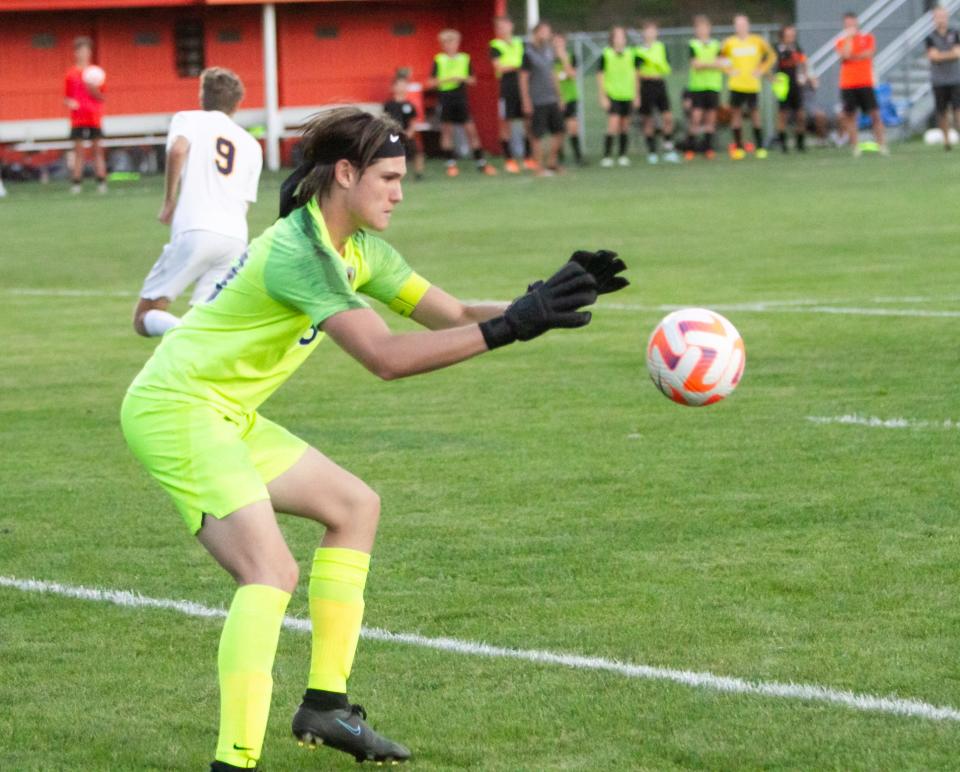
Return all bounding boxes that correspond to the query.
[210,762,256,771]
[292,702,411,764]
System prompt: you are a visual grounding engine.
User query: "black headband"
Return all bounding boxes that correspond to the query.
[279,132,406,217]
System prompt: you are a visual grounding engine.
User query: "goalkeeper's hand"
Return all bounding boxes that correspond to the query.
[480,263,597,349]
[568,249,629,294]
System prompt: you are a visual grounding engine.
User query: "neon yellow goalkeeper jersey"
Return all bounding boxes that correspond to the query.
[128,198,429,415]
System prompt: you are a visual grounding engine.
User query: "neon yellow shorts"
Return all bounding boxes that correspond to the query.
[120,392,308,534]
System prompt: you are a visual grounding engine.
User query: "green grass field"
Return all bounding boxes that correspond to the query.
[3,144,960,771]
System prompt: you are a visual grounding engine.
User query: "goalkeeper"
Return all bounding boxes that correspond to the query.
[120,106,628,771]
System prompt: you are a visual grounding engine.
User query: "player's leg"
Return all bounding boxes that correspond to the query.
[776,103,789,151]
[71,138,84,193]
[198,501,297,771]
[729,97,744,154]
[661,106,678,162]
[498,104,514,169]
[795,107,807,152]
[528,109,545,172]
[643,110,658,163]
[92,137,107,193]
[602,110,619,165]
[464,119,495,174]
[439,120,457,176]
[686,105,703,159]
[704,104,718,158]
[120,397,295,772]
[750,102,766,157]
[263,444,410,762]
[870,107,887,153]
[134,232,228,336]
[545,109,564,171]
[565,105,583,164]
[617,112,631,165]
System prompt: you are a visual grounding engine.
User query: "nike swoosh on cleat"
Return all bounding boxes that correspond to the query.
[233,743,253,751]
[335,718,363,736]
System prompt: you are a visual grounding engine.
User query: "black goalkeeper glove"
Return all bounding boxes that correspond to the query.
[480,263,598,349]
[568,249,629,294]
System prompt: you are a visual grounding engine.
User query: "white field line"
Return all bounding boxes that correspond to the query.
[808,415,960,430]
[3,575,960,723]
[8,287,960,318]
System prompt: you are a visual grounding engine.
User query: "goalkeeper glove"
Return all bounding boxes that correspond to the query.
[480,263,598,349]
[568,249,629,294]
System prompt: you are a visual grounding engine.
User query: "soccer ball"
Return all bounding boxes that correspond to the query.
[646,308,745,406]
[82,65,106,88]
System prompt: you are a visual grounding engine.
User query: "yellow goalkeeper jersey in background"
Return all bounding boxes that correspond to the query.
[720,34,774,93]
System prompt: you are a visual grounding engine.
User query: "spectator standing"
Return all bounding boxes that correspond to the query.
[383,75,425,179]
[490,15,534,172]
[64,36,107,193]
[836,12,888,156]
[636,21,680,164]
[721,14,775,159]
[428,29,497,177]
[553,32,585,166]
[597,26,640,167]
[684,15,724,160]
[519,21,566,176]
[774,25,816,153]
[926,5,960,150]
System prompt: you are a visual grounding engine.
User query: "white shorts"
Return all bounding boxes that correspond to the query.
[140,230,246,305]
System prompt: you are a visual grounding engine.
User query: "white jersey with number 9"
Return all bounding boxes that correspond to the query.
[166,110,263,243]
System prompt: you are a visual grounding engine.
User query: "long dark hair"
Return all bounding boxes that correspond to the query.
[279,107,399,217]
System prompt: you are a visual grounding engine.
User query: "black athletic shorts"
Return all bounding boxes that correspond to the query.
[639,80,670,116]
[690,91,720,111]
[778,83,803,112]
[607,99,633,117]
[841,86,877,115]
[562,100,578,119]
[499,77,523,120]
[531,103,564,138]
[439,94,471,125]
[729,90,759,110]
[70,126,103,140]
[934,83,960,113]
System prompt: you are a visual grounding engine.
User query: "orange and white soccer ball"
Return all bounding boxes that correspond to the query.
[646,308,745,406]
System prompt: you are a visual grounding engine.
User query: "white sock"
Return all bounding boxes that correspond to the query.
[142,309,180,337]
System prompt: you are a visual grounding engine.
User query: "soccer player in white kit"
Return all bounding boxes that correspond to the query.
[133,67,263,337]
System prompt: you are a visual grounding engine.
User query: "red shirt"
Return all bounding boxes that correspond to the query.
[836,33,875,89]
[65,66,105,128]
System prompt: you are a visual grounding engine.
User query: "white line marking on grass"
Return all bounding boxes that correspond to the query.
[807,415,960,430]
[4,287,134,298]
[599,302,960,319]
[3,575,960,723]
[8,289,960,318]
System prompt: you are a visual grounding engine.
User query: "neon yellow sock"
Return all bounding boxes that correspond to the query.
[307,547,370,693]
[215,584,291,768]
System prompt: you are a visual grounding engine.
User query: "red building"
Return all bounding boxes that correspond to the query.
[0,0,505,167]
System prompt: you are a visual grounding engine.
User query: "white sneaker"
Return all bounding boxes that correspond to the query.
[878,144,890,157]
[663,150,680,163]
[647,153,659,165]
[600,157,614,168]
[852,145,863,158]
[97,182,108,194]
[617,155,631,167]
[70,183,82,194]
